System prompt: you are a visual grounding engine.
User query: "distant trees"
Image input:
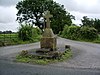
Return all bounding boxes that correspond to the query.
[0,31,13,34]
[81,16,100,33]
[16,0,74,34]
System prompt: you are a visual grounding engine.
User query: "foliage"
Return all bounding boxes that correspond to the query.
[0,29,41,47]
[79,26,98,41]
[16,0,74,34]
[81,16,94,27]
[18,24,33,41]
[93,34,100,43]
[62,25,80,40]
[94,19,100,33]
[18,24,41,41]
[16,49,72,65]
[81,16,100,33]
[61,25,98,41]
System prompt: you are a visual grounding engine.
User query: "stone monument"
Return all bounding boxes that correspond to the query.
[18,11,70,60]
[40,10,57,51]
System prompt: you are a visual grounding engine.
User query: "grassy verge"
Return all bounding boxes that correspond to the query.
[0,33,41,47]
[93,35,100,43]
[59,34,100,44]
[16,49,72,65]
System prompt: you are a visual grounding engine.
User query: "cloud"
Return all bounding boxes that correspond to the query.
[55,0,100,14]
[0,5,19,31]
[0,22,19,32]
[0,0,21,6]
[0,6,17,23]
[54,0,100,25]
[0,0,100,31]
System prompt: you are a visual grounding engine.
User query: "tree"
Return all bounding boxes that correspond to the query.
[81,16,100,33]
[16,0,74,34]
[94,18,100,33]
[81,16,94,27]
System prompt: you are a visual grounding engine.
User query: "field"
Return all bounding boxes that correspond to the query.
[0,33,41,47]
[0,33,18,42]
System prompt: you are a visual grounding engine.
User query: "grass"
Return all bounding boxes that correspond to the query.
[16,49,72,65]
[0,33,18,41]
[78,35,100,44]
[0,33,41,47]
[93,35,100,43]
[60,34,100,44]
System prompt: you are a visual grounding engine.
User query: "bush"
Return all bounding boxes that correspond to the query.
[62,25,80,40]
[18,24,33,41]
[61,25,98,41]
[18,24,41,41]
[80,26,98,41]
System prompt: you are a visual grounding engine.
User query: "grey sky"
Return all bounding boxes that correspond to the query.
[0,0,100,31]
[0,0,20,6]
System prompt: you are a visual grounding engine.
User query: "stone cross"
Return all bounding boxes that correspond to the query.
[44,10,53,28]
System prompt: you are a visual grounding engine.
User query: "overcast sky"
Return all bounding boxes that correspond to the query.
[0,0,100,31]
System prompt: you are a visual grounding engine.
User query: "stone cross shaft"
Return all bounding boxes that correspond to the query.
[44,10,53,28]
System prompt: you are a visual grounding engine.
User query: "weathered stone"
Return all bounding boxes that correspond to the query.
[40,37,56,50]
[42,28,54,37]
[43,10,53,28]
[40,10,57,51]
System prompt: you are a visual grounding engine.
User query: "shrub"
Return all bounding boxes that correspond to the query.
[18,24,33,41]
[32,27,42,37]
[61,25,98,41]
[62,25,80,40]
[80,26,98,41]
[18,24,41,41]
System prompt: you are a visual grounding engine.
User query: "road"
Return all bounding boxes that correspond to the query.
[0,37,100,75]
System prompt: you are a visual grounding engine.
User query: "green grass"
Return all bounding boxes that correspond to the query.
[0,33,41,47]
[60,34,100,44]
[93,35,100,43]
[0,33,18,41]
[77,34,100,44]
[16,49,72,65]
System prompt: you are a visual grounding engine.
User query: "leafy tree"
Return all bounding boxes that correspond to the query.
[81,16,100,33]
[81,16,94,27]
[94,18,100,33]
[16,0,74,34]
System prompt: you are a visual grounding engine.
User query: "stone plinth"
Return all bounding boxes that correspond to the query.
[40,28,57,50]
[41,37,56,50]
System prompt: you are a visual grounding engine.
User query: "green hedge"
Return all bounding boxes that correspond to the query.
[79,26,98,41]
[61,25,98,41]
[62,25,80,40]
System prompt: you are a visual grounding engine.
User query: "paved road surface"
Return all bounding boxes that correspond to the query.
[0,37,100,75]
[51,37,100,69]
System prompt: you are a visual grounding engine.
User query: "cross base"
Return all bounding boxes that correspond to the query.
[40,37,57,51]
